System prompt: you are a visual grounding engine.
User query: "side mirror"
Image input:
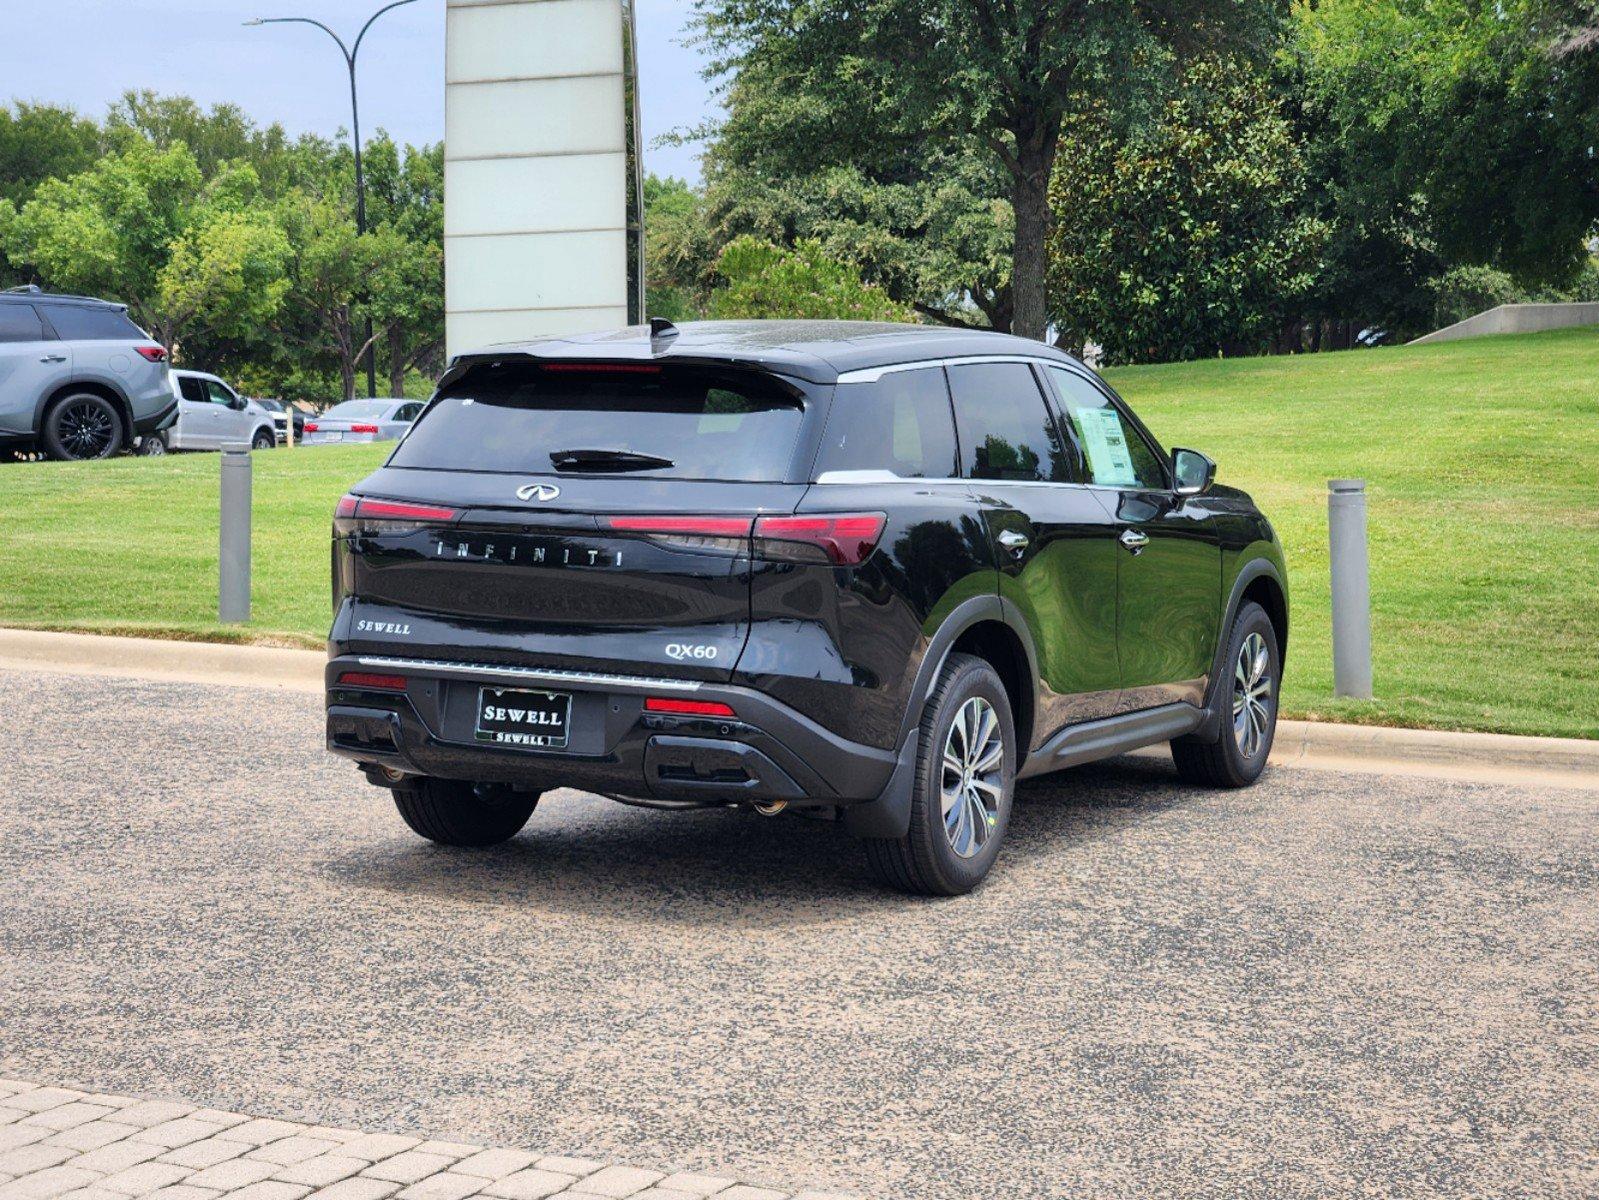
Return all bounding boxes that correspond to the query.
[1172,447,1216,496]
[230,396,247,410]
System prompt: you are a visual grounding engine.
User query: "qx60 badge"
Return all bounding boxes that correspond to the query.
[517,482,561,502]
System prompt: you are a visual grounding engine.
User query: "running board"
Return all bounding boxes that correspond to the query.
[1019,703,1204,779]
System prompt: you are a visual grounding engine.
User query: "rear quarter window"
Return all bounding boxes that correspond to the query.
[41,304,146,341]
[813,367,957,479]
[391,362,810,482]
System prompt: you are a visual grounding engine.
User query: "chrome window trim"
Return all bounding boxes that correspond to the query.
[354,655,702,692]
[835,354,1063,384]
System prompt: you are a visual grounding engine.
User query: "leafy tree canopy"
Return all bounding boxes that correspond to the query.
[1049,58,1326,363]
[708,235,912,321]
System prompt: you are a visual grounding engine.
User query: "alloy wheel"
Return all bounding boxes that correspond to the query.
[941,696,1004,858]
[1232,631,1273,759]
[58,401,116,459]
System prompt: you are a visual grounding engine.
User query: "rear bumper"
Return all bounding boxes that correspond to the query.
[324,653,899,805]
[132,398,179,435]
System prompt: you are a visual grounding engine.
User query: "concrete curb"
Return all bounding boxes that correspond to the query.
[2,627,1595,790]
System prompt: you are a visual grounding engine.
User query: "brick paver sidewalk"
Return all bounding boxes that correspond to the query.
[0,1082,858,1200]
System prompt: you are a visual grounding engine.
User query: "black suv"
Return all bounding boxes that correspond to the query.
[326,321,1288,894]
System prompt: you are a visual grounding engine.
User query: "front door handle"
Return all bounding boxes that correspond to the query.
[1119,529,1149,554]
[39,354,66,363]
[997,529,1030,554]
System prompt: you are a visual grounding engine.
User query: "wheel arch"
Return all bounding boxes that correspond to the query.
[851,593,1041,841]
[38,379,135,450]
[1194,556,1289,742]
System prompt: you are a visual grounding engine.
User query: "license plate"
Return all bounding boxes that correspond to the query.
[475,686,571,749]
[322,431,344,442]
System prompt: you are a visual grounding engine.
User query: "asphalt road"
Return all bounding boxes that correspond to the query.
[2,668,1595,1200]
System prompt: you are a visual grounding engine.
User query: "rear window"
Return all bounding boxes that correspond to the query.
[324,400,396,420]
[813,367,957,479]
[41,304,145,341]
[393,362,808,481]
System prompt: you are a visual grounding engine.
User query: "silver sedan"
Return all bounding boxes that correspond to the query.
[301,398,424,445]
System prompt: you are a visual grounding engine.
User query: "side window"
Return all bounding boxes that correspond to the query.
[813,367,956,479]
[204,381,236,407]
[948,362,1073,483]
[0,304,47,343]
[178,377,208,404]
[395,403,422,422]
[39,304,145,341]
[1043,366,1167,490]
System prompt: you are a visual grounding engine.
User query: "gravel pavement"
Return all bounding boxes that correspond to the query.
[2,668,1595,1199]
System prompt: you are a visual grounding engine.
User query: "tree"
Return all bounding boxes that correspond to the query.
[0,102,100,209]
[709,236,912,321]
[695,0,1275,340]
[1048,59,1325,363]
[644,174,717,321]
[278,192,412,401]
[7,141,292,355]
[1297,0,1599,288]
[363,135,445,395]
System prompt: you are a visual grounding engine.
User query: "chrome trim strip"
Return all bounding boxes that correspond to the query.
[354,655,702,692]
[836,354,1061,384]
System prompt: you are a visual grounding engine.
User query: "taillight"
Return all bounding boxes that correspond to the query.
[304,422,320,432]
[134,345,168,362]
[604,514,753,555]
[754,513,886,565]
[644,697,736,717]
[334,494,458,536]
[607,516,754,537]
[350,423,380,434]
[336,671,407,691]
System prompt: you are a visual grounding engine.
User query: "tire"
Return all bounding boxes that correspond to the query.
[137,431,168,456]
[862,652,1016,896]
[1171,600,1280,788]
[251,428,276,451]
[391,776,539,847]
[42,393,124,461]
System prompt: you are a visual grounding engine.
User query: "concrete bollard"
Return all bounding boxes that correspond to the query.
[1328,478,1372,699]
[219,442,252,623]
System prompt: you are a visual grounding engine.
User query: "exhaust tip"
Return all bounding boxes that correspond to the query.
[751,800,787,817]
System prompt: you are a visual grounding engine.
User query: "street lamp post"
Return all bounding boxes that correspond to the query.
[246,0,418,400]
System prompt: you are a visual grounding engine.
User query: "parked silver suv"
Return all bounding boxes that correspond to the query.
[0,286,175,460]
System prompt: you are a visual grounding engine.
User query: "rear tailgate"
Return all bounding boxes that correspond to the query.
[341,474,807,682]
[333,359,825,683]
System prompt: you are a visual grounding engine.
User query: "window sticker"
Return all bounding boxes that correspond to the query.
[1072,406,1138,486]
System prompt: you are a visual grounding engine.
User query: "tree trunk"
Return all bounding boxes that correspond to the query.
[388,326,408,398]
[1009,125,1058,343]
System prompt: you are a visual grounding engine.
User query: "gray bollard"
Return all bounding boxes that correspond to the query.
[1328,478,1372,699]
[219,442,252,623]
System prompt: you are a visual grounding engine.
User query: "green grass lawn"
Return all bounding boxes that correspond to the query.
[1,327,1595,737]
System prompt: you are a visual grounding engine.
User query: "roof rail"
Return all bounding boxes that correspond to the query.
[4,284,42,295]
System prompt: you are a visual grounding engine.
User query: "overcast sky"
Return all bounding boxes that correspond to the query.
[2,0,718,181]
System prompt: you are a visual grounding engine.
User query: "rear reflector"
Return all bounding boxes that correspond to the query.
[645,697,736,717]
[337,671,408,691]
[349,424,380,434]
[754,513,887,565]
[607,515,755,537]
[134,345,168,362]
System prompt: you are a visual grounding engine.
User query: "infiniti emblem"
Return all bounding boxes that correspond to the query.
[516,483,561,502]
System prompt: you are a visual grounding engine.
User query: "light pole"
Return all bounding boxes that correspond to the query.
[246,0,418,399]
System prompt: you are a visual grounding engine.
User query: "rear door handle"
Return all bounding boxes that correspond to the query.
[997,529,1030,554]
[1119,529,1149,553]
[39,355,66,363]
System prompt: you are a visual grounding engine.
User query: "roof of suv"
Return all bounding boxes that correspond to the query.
[450,320,1080,385]
[1,286,126,310]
